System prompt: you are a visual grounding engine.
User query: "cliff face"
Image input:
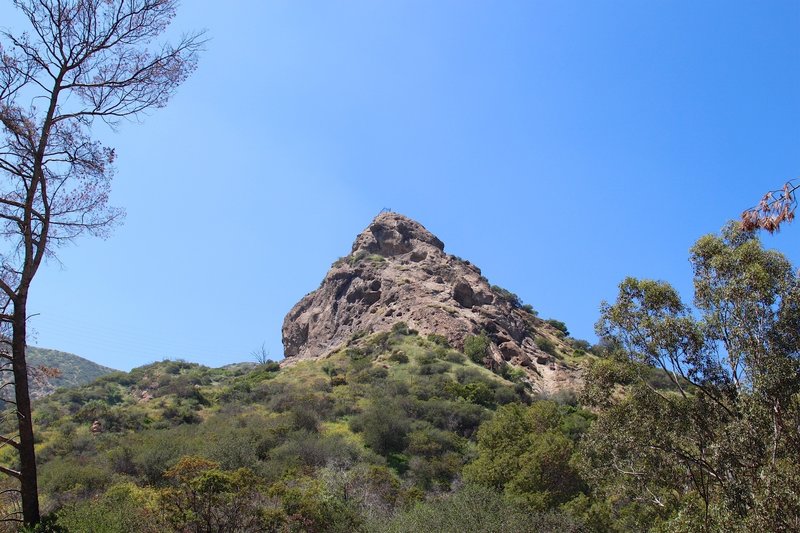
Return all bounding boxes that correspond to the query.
[282,212,583,394]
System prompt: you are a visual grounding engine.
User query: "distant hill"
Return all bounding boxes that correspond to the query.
[24,347,117,398]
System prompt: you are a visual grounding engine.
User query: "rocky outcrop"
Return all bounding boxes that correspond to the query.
[281,212,583,394]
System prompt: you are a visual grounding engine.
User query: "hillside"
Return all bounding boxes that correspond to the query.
[0,347,117,401]
[14,327,593,532]
[26,347,117,396]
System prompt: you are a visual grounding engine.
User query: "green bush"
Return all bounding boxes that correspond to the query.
[377,484,584,533]
[39,457,112,499]
[445,381,495,407]
[426,334,450,347]
[445,351,465,364]
[262,360,281,372]
[356,400,410,456]
[463,402,586,511]
[389,350,409,364]
[414,398,487,437]
[417,361,449,375]
[160,457,267,532]
[391,322,410,335]
[56,483,157,533]
[490,285,523,308]
[535,337,556,355]
[270,431,364,471]
[545,319,569,336]
[463,334,491,363]
[570,338,592,352]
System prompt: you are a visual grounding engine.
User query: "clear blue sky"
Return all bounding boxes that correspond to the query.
[2,1,798,370]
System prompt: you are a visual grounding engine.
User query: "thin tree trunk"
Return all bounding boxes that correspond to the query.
[11,305,39,526]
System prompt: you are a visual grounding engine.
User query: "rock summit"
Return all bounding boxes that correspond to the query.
[282,212,583,393]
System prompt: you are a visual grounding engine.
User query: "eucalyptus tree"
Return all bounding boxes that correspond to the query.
[0,0,203,524]
[584,223,800,531]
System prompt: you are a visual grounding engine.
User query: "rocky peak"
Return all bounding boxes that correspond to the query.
[281,212,583,394]
[350,212,445,257]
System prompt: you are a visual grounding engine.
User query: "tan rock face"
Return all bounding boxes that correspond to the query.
[282,212,583,394]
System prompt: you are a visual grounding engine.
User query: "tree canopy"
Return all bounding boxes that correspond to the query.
[583,222,800,531]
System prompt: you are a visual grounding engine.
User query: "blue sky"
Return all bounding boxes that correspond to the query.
[2,1,798,370]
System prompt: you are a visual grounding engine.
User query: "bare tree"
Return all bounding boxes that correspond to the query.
[251,342,272,366]
[741,179,799,233]
[0,0,203,525]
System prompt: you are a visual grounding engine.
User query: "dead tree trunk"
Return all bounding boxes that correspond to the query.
[11,305,38,525]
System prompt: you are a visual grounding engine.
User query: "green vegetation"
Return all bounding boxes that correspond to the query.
[490,285,523,308]
[7,347,118,400]
[545,319,569,336]
[463,333,491,363]
[535,336,556,356]
[464,401,591,510]
[24,328,573,531]
[581,223,800,531]
[27,347,116,390]
[333,250,388,268]
[378,484,584,533]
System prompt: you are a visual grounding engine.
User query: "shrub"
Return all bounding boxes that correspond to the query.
[391,321,410,335]
[56,483,158,533]
[389,351,409,364]
[132,432,187,485]
[345,346,365,360]
[463,402,586,511]
[570,338,592,352]
[270,431,364,470]
[426,334,450,347]
[455,367,485,384]
[357,400,410,456]
[349,330,368,343]
[378,484,584,533]
[545,319,569,336]
[463,334,491,363]
[445,381,495,407]
[365,331,392,354]
[352,365,389,384]
[160,457,267,532]
[535,337,556,356]
[414,399,487,437]
[262,360,281,372]
[491,285,523,308]
[494,386,519,406]
[39,457,112,507]
[417,362,449,375]
[290,405,321,432]
[408,453,463,490]
[445,352,465,364]
[267,475,364,532]
[161,402,201,425]
[416,350,437,365]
